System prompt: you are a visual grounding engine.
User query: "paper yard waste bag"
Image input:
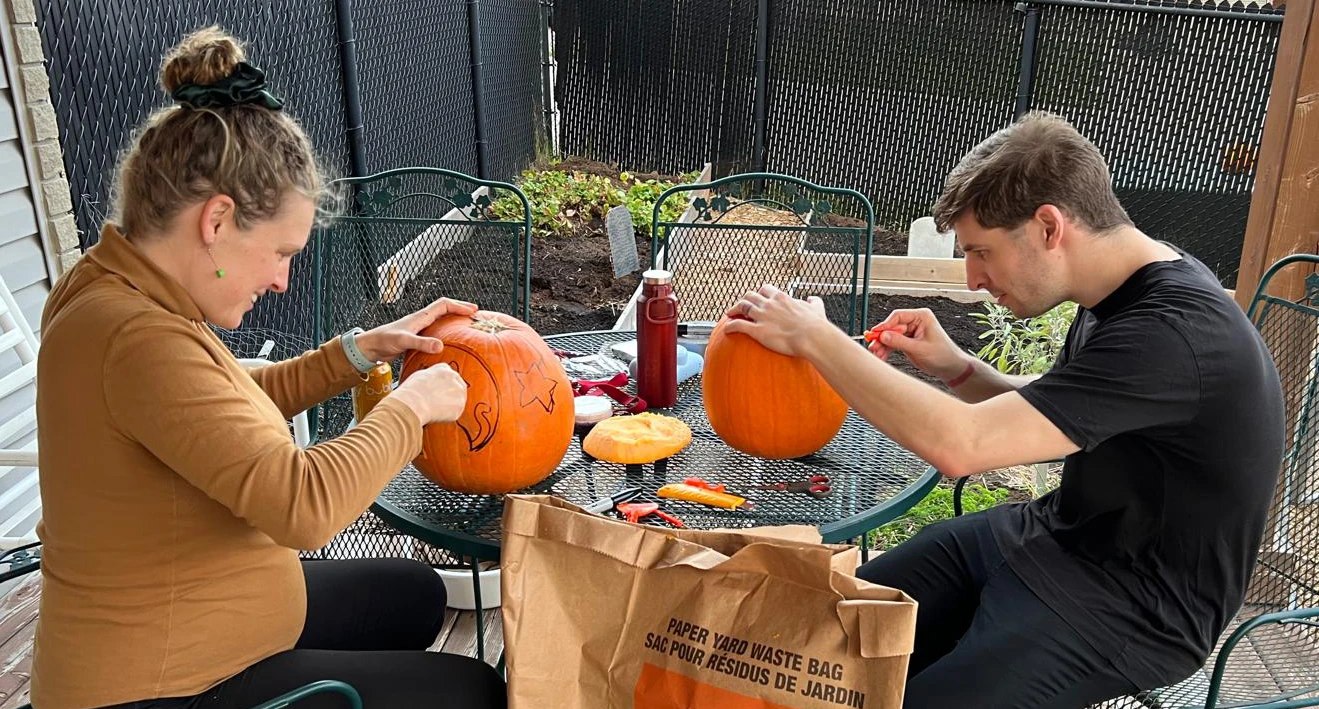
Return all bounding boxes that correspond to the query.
[500,495,916,709]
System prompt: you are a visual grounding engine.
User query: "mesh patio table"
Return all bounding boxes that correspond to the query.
[368,329,940,563]
[365,329,939,664]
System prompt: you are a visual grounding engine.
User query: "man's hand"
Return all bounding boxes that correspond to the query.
[868,308,971,381]
[723,285,834,356]
[355,297,479,363]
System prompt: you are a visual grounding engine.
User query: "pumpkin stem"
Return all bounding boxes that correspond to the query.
[470,317,513,334]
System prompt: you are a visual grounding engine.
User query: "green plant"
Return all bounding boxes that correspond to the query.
[971,301,1078,375]
[490,169,624,239]
[622,170,700,235]
[489,167,700,239]
[867,484,1013,550]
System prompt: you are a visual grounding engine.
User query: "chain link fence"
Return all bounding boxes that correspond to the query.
[353,0,478,176]
[764,0,1023,247]
[481,0,549,182]
[1029,2,1280,289]
[36,0,352,252]
[552,0,759,177]
[554,0,1284,288]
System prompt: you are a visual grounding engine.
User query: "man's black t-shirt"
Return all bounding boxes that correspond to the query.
[988,251,1285,688]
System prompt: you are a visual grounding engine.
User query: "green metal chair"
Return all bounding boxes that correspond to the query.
[310,167,533,442]
[12,681,361,709]
[1086,253,1319,708]
[12,681,363,709]
[245,681,362,709]
[648,172,876,337]
[0,542,39,583]
[298,167,534,653]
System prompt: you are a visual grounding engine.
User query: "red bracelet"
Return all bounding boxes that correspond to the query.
[944,362,975,388]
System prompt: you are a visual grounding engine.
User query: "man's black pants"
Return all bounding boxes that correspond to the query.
[857,512,1140,708]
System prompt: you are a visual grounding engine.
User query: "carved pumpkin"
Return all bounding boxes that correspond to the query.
[400,311,574,494]
[702,315,848,459]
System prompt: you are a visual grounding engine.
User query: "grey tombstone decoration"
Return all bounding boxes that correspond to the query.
[606,204,640,277]
[907,216,956,258]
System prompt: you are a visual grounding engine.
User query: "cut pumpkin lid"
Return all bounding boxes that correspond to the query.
[581,412,692,464]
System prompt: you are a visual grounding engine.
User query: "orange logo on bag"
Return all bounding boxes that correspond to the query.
[634,663,796,709]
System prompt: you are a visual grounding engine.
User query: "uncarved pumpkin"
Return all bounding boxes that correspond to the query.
[400,311,574,494]
[702,315,848,459]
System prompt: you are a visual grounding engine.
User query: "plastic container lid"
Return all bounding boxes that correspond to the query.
[642,269,673,285]
[574,395,614,424]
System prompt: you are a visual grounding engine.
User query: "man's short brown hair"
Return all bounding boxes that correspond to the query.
[931,111,1133,234]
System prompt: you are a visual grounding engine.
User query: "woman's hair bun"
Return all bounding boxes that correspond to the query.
[160,25,246,95]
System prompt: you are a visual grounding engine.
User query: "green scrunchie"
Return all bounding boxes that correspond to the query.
[171,61,284,111]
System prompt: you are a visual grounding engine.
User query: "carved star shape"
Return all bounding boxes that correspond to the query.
[515,360,558,413]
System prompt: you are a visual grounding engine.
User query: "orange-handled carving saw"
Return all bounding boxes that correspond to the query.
[657,483,756,510]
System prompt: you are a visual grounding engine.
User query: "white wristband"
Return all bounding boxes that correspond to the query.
[341,327,378,373]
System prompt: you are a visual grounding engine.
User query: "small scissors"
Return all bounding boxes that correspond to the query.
[616,502,685,528]
[753,475,831,499]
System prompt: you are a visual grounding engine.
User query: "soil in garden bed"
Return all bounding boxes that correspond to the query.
[361,156,692,335]
[545,163,924,258]
[530,232,653,334]
[813,213,909,256]
[525,157,698,334]
[365,156,973,336]
[353,219,655,336]
[542,155,690,190]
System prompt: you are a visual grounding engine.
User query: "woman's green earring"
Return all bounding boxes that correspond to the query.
[207,247,225,278]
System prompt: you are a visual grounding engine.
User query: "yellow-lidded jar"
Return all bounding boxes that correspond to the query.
[352,361,393,422]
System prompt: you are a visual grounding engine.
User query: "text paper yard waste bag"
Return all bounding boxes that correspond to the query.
[500,495,917,708]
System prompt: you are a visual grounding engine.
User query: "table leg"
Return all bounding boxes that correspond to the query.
[626,463,644,487]
[471,560,486,664]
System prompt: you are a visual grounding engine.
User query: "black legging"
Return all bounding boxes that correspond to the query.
[102,558,507,708]
[856,511,1140,709]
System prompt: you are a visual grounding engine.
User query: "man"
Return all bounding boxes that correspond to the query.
[726,111,1284,707]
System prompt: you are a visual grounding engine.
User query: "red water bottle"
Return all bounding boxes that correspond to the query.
[637,269,679,408]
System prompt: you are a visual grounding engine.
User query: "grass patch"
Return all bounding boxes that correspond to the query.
[867,483,1013,550]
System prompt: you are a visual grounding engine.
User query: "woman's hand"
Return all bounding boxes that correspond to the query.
[354,297,479,362]
[390,363,469,424]
[722,284,835,358]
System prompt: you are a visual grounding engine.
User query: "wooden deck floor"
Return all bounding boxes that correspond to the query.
[0,574,38,709]
[0,573,504,708]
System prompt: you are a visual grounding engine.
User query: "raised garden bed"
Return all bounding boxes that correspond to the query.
[518,157,702,334]
[351,157,700,336]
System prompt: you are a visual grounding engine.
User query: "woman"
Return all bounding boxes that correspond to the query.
[31,27,506,709]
